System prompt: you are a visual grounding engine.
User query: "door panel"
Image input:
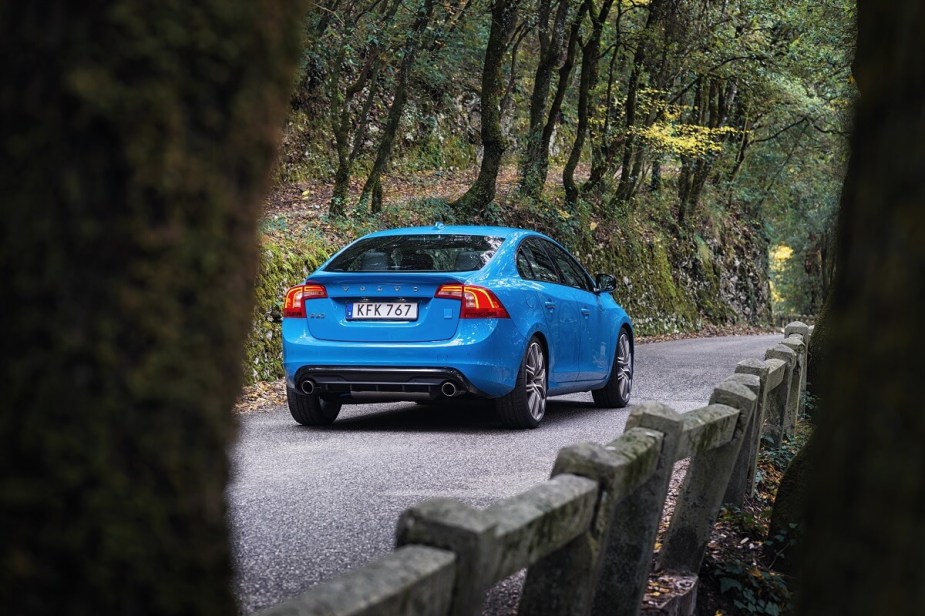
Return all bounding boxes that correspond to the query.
[576,293,609,380]
[519,240,581,382]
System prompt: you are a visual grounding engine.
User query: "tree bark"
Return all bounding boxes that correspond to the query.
[562,0,615,208]
[797,2,925,614]
[585,3,626,193]
[359,0,437,212]
[453,0,520,215]
[0,2,303,614]
[519,0,571,199]
[327,0,401,216]
[330,51,380,215]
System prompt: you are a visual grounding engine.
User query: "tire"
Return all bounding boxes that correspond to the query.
[287,386,341,426]
[592,327,633,408]
[496,337,548,429]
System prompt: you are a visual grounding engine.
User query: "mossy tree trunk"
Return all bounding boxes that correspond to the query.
[0,2,303,614]
[796,1,925,614]
[359,0,437,214]
[677,77,736,225]
[612,0,660,204]
[584,1,626,195]
[329,49,382,216]
[519,0,572,199]
[327,0,402,217]
[453,0,520,216]
[562,0,614,209]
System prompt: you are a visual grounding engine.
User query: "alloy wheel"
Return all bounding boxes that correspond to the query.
[525,341,547,420]
[617,332,633,400]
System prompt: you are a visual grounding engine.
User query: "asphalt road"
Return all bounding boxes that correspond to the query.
[228,333,781,614]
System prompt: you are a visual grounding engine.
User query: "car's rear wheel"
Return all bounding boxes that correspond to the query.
[496,337,547,429]
[287,386,342,426]
[592,327,633,408]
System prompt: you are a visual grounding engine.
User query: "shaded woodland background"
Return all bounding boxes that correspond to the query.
[3,0,924,615]
[283,0,853,317]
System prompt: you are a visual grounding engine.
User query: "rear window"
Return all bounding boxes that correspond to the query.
[324,234,505,272]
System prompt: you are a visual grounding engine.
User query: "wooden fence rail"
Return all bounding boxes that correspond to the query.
[260,322,812,616]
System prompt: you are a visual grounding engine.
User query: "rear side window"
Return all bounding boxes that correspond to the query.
[519,240,560,283]
[544,241,593,291]
[325,234,504,272]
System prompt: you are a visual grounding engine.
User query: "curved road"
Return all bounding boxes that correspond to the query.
[229,333,780,613]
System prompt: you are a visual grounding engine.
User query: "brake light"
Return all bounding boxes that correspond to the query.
[435,284,510,319]
[283,283,327,318]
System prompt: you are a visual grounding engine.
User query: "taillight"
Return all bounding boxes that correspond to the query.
[283,283,327,318]
[435,284,510,319]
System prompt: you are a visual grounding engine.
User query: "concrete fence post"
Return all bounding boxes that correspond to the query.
[395,499,498,616]
[781,332,807,415]
[726,362,768,504]
[520,429,663,616]
[784,321,810,340]
[765,345,797,442]
[783,323,809,404]
[592,403,684,616]
[658,387,757,575]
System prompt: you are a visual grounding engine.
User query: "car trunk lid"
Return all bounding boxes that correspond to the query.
[304,274,464,342]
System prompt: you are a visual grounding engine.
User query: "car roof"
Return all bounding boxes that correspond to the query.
[360,225,546,243]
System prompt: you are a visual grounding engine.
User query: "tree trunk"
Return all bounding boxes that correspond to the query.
[797,2,925,614]
[585,5,625,194]
[359,0,437,212]
[359,66,406,213]
[329,53,379,216]
[520,0,571,199]
[612,1,656,204]
[0,2,302,614]
[563,0,615,208]
[453,0,519,215]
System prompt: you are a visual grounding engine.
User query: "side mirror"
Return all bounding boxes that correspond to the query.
[595,273,617,294]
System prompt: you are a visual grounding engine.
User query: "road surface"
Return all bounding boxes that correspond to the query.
[228,333,780,613]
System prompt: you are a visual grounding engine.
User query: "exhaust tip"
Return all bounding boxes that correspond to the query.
[300,379,316,395]
[441,381,459,397]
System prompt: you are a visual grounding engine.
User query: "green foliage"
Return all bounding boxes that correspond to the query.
[760,418,812,473]
[709,559,791,615]
[245,236,332,384]
[262,0,854,354]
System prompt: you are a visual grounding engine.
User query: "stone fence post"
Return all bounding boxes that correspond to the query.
[658,385,756,575]
[395,500,497,616]
[592,403,684,616]
[723,370,767,507]
[519,428,663,615]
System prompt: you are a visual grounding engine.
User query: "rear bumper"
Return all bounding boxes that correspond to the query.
[282,317,528,398]
[292,366,486,403]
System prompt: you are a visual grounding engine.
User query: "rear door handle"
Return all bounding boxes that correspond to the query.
[580,308,591,317]
[544,301,556,311]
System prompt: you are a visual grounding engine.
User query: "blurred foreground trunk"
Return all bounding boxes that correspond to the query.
[797,1,925,613]
[0,2,303,614]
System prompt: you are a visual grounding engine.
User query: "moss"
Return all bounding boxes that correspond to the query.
[576,220,701,336]
[243,235,332,385]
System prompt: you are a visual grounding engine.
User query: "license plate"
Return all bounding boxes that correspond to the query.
[347,302,418,321]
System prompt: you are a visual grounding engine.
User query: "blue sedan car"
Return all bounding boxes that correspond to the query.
[281,225,633,428]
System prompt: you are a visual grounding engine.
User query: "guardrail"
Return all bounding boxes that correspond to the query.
[260,322,812,616]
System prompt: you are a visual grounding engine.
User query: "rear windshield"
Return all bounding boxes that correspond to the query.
[325,234,504,272]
